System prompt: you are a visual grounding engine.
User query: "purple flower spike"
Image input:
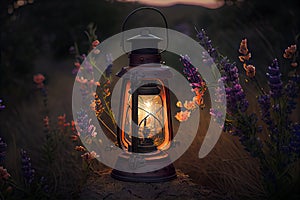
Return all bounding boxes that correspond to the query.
[285,75,300,113]
[267,59,283,98]
[180,55,206,90]
[0,138,7,163]
[290,123,300,156]
[105,53,113,77]
[21,149,35,184]
[210,108,224,125]
[0,99,5,110]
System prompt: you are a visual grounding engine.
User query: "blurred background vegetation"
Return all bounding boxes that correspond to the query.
[0,0,300,199]
[1,0,300,103]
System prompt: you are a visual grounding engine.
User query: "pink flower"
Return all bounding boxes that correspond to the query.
[0,166,10,181]
[92,40,100,48]
[33,74,45,88]
[175,110,191,122]
[76,76,88,84]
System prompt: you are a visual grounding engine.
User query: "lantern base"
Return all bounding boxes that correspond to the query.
[111,164,176,183]
[111,150,176,183]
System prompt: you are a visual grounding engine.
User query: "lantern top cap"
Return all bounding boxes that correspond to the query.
[126,29,163,43]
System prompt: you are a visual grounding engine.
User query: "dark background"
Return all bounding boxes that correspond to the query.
[1,0,300,102]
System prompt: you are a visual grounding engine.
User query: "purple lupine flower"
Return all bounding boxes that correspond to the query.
[76,109,89,136]
[214,78,226,103]
[105,53,113,77]
[196,28,249,116]
[39,176,49,193]
[0,138,7,163]
[209,108,224,125]
[76,109,96,137]
[290,123,300,157]
[69,46,76,54]
[82,60,93,74]
[79,87,91,104]
[180,55,206,90]
[0,99,5,110]
[225,83,248,114]
[284,75,300,113]
[222,62,240,84]
[202,51,214,66]
[196,28,218,61]
[72,54,87,75]
[225,64,248,113]
[20,149,35,184]
[267,59,283,98]
[257,94,273,126]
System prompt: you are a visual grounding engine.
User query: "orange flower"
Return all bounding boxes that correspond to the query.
[283,44,297,59]
[239,39,249,55]
[33,74,45,88]
[57,114,66,127]
[92,40,100,48]
[103,88,111,98]
[88,79,100,87]
[43,116,50,130]
[70,134,79,141]
[176,101,183,108]
[243,64,256,78]
[291,62,298,67]
[238,53,251,62]
[91,94,104,116]
[193,88,205,106]
[238,38,251,63]
[81,151,99,162]
[175,110,191,122]
[184,100,197,111]
[71,120,77,133]
[75,146,86,152]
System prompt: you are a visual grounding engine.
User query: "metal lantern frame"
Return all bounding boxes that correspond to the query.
[111,7,177,182]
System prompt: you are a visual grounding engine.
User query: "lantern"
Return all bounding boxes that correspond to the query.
[111,7,176,182]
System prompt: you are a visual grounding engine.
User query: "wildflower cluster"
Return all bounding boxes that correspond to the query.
[197,29,265,157]
[260,58,300,164]
[175,55,206,122]
[195,28,300,197]
[1,122,49,198]
[70,24,117,158]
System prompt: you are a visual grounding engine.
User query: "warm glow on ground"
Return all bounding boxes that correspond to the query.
[118,0,225,9]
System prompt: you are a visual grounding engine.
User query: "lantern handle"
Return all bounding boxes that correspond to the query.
[121,7,169,54]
